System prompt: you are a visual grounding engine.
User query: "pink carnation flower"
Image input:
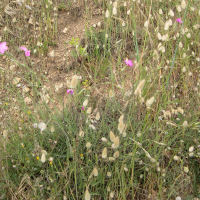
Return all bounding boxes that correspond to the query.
[20,46,28,51]
[0,42,8,54]
[20,46,31,57]
[67,89,74,94]
[124,59,133,67]
[25,50,30,57]
[176,18,182,24]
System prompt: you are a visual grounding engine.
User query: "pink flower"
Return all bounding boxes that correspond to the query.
[67,89,74,94]
[25,50,30,57]
[20,46,31,57]
[81,107,85,110]
[0,42,8,54]
[20,46,28,51]
[176,18,182,24]
[124,59,133,67]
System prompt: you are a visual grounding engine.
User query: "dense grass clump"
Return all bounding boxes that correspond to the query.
[0,0,200,199]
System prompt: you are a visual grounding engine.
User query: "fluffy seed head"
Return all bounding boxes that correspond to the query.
[177,5,182,12]
[70,75,78,88]
[86,142,91,148]
[153,50,159,61]
[92,167,98,176]
[110,192,114,198]
[168,9,174,17]
[41,150,47,163]
[159,9,163,14]
[118,115,124,123]
[184,166,189,173]
[83,99,89,107]
[85,188,91,200]
[105,9,109,18]
[164,111,171,119]
[79,130,85,137]
[189,146,194,152]
[95,112,100,120]
[122,131,127,137]
[113,151,119,158]
[181,0,186,9]
[38,122,47,132]
[114,136,120,148]
[157,32,162,40]
[109,90,115,98]
[182,67,186,72]
[173,155,179,161]
[41,153,46,163]
[182,120,188,128]
[157,167,161,172]
[87,107,92,114]
[164,21,169,30]
[150,158,156,163]
[109,157,115,161]
[118,121,126,134]
[144,21,148,28]
[162,34,169,41]
[101,137,108,142]
[102,147,107,158]
[158,43,165,52]
[110,131,115,142]
[113,6,117,15]
[124,167,128,171]
[186,33,191,38]
[113,1,117,7]
[49,157,54,162]
[50,126,55,132]
[146,96,155,108]
[135,79,145,95]
[107,171,111,177]
[177,107,184,114]
[189,152,194,157]
[168,19,172,26]
[137,132,142,137]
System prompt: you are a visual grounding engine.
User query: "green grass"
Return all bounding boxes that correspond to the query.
[0,0,200,199]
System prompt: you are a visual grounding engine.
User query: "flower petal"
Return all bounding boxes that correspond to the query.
[125,60,133,67]
[67,89,74,94]
[20,46,28,51]
[176,18,183,23]
[25,50,30,57]
[0,42,8,54]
